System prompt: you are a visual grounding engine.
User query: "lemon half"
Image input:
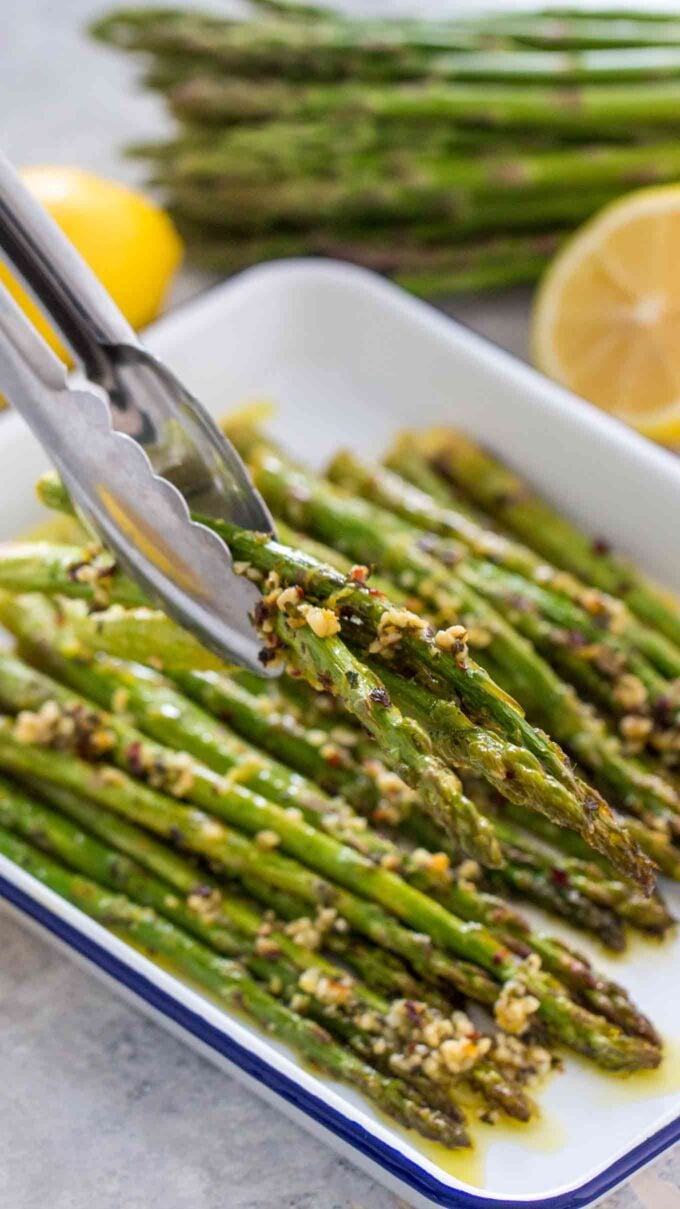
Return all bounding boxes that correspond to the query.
[532,185,680,445]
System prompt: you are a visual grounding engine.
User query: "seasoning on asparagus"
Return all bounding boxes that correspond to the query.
[5,775,530,1123]
[33,466,658,888]
[422,428,680,656]
[0,722,660,1071]
[0,822,467,1145]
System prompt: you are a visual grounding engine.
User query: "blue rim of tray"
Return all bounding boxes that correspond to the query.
[1,869,678,1209]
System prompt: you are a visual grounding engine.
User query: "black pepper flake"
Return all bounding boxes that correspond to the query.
[592,537,611,556]
[368,686,391,707]
[346,670,359,687]
[253,600,269,628]
[258,645,279,666]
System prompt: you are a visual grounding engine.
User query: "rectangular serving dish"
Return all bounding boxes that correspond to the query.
[0,259,678,1208]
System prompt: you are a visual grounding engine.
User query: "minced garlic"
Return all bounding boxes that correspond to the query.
[298,603,341,638]
[494,955,542,1036]
[434,624,468,657]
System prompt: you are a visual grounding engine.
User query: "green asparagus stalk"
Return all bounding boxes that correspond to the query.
[426,430,680,659]
[11,777,538,1122]
[90,10,481,79]
[0,597,500,870]
[251,447,680,832]
[173,659,673,947]
[0,723,514,1010]
[90,9,680,71]
[19,772,455,1017]
[138,75,680,134]
[490,813,672,935]
[243,446,664,874]
[172,222,561,295]
[0,822,467,1144]
[474,15,680,51]
[328,450,680,735]
[390,806,660,1041]
[32,469,657,887]
[500,798,680,882]
[429,46,680,84]
[0,542,146,607]
[0,592,401,858]
[0,716,662,1066]
[160,125,680,197]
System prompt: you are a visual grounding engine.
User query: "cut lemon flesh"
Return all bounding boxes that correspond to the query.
[531,185,680,445]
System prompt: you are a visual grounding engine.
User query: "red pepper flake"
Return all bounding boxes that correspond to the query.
[550,867,570,887]
[126,740,145,776]
[349,565,370,584]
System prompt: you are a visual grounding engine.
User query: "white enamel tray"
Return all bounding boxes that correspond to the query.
[0,260,678,1208]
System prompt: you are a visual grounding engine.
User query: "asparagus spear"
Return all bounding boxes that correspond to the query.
[33,470,657,886]
[390,805,660,1041]
[0,592,500,865]
[500,798,680,882]
[252,448,680,825]
[34,622,665,987]
[0,592,400,857]
[172,219,561,294]
[491,814,671,935]
[0,615,518,911]
[474,15,680,51]
[0,717,661,1068]
[0,542,146,607]
[243,446,664,871]
[0,723,510,1008]
[160,125,680,196]
[425,430,680,659]
[90,8,680,68]
[328,449,680,733]
[90,10,479,79]
[174,659,674,944]
[0,822,467,1143]
[142,76,680,134]
[9,775,522,1122]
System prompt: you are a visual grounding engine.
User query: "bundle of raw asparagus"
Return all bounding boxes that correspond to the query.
[90,3,680,294]
[0,422,676,1147]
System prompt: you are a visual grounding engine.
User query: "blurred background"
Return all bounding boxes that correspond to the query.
[9,0,680,442]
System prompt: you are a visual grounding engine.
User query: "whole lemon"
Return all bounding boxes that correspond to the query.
[1,166,183,361]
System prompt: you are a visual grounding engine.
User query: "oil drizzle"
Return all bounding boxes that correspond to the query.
[416,1106,566,1188]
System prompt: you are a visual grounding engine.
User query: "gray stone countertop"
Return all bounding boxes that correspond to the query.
[1,2,678,1205]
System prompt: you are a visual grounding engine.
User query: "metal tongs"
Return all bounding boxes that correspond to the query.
[0,153,277,675]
